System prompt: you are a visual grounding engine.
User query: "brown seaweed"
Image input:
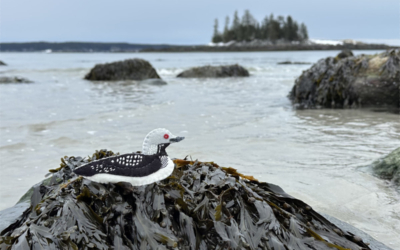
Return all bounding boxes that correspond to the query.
[0,149,371,250]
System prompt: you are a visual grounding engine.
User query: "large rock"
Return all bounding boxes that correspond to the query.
[177,64,249,78]
[321,213,393,250]
[0,76,33,83]
[289,49,400,109]
[0,150,373,250]
[85,58,160,81]
[371,147,400,188]
[0,60,6,66]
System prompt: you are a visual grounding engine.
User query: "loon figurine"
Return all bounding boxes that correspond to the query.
[73,128,184,186]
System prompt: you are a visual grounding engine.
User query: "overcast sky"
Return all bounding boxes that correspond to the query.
[0,0,398,44]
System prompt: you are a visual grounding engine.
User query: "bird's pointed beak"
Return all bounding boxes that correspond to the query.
[170,136,185,143]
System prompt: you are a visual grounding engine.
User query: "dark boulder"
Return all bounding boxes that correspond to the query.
[0,60,6,66]
[289,49,400,109]
[0,149,372,250]
[336,50,354,59]
[370,147,400,188]
[0,76,33,83]
[85,58,161,81]
[177,64,249,78]
[322,213,393,250]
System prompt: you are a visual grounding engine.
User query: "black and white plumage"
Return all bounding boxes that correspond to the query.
[73,128,184,186]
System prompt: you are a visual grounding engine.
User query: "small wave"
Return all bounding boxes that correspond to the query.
[246,66,278,72]
[157,68,185,76]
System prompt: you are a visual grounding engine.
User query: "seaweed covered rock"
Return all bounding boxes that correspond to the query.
[85,58,161,81]
[177,64,249,78]
[371,147,400,188]
[0,150,371,250]
[289,49,400,109]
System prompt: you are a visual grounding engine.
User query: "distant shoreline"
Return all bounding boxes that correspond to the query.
[141,44,395,52]
[0,41,396,53]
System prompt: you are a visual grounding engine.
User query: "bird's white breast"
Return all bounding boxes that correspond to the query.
[84,156,175,186]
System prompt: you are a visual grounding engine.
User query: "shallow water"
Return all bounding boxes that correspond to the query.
[0,50,399,248]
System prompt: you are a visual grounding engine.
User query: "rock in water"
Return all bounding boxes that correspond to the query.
[0,60,6,66]
[289,49,400,109]
[0,150,371,250]
[336,50,354,59]
[177,64,249,78]
[371,147,400,188]
[277,61,311,65]
[85,58,161,81]
[0,76,33,83]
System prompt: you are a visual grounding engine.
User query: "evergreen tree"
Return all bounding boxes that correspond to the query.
[212,19,223,43]
[284,16,294,41]
[267,14,279,42]
[232,11,240,29]
[242,10,255,26]
[276,15,285,39]
[232,11,241,41]
[284,16,299,41]
[241,10,257,41]
[223,16,230,43]
[255,23,262,39]
[299,23,309,41]
[260,16,269,39]
[293,21,299,41]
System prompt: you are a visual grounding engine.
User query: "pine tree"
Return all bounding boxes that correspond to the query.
[284,16,300,41]
[232,11,241,41]
[293,21,299,41]
[276,15,285,39]
[267,14,279,42]
[260,16,269,39]
[255,23,262,39]
[223,16,230,43]
[241,10,257,41]
[212,19,223,43]
[299,23,309,41]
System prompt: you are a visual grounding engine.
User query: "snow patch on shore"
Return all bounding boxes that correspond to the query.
[208,41,236,47]
[309,39,343,45]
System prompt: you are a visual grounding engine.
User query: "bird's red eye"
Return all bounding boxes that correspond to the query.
[164,134,169,139]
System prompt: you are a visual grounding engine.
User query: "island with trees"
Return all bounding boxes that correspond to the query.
[212,10,308,44]
[0,10,394,53]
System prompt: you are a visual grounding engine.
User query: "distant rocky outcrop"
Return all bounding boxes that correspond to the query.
[0,149,373,250]
[371,147,400,188]
[0,76,33,84]
[177,64,249,78]
[289,49,400,109]
[336,50,354,59]
[85,58,160,81]
[278,61,311,65]
[0,60,6,66]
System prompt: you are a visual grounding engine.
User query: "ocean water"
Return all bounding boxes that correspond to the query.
[0,51,399,248]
